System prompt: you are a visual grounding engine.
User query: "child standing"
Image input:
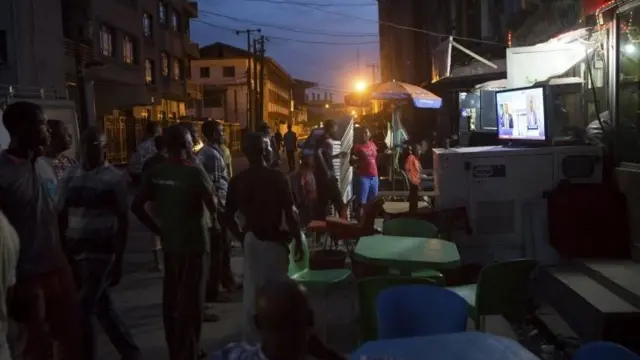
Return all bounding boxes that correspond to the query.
[404,143,422,213]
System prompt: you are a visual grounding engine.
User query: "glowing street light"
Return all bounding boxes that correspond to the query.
[354,80,368,92]
[325,104,330,108]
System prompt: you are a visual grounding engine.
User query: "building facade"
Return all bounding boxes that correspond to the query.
[191,42,294,130]
[378,0,543,86]
[84,0,199,122]
[0,0,67,90]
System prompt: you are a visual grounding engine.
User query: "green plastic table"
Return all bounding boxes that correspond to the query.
[354,235,461,274]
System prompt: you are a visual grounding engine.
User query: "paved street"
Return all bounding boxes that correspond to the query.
[97,154,359,359]
[97,154,516,359]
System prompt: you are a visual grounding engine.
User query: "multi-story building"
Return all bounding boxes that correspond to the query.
[81,0,199,122]
[0,0,67,90]
[190,42,294,130]
[378,0,542,86]
[292,79,316,126]
[0,0,199,122]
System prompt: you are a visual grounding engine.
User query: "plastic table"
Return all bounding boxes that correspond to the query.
[350,332,538,360]
[354,235,460,274]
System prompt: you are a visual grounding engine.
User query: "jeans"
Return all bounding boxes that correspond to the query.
[286,150,296,171]
[357,175,379,205]
[75,257,139,360]
[314,177,344,220]
[163,252,208,360]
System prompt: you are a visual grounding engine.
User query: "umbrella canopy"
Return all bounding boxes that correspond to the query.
[371,81,442,109]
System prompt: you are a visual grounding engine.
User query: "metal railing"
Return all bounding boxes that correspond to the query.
[0,85,69,101]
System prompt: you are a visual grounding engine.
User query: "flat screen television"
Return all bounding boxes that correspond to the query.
[495,85,550,144]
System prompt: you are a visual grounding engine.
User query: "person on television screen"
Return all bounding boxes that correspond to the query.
[501,103,514,129]
[527,96,539,127]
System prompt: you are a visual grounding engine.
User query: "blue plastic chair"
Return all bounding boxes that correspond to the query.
[572,342,640,360]
[375,284,469,339]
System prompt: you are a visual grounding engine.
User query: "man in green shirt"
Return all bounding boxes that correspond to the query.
[131,124,218,360]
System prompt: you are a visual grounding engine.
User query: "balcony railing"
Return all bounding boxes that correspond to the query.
[185,1,198,18]
[63,37,95,64]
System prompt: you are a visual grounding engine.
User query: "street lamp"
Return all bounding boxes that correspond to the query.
[354,80,368,92]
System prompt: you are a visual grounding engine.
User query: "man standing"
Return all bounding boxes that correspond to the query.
[0,211,19,360]
[314,119,347,220]
[142,136,167,272]
[128,121,161,186]
[44,119,77,180]
[199,121,233,320]
[131,124,217,360]
[224,131,303,344]
[257,122,280,168]
[57,127,140,360]
[0,101,82,360]
[274,128,283,154]
[283,124,298,172]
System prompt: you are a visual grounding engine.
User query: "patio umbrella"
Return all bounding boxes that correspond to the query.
[370,81,441,190]
[371,80,442,109]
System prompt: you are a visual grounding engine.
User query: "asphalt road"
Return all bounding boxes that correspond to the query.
[97,154,359,359]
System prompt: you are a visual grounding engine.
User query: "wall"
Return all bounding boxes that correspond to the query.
[0,0,66,88]
[190,58,250,126]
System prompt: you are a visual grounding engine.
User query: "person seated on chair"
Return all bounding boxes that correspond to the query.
[209,279,345,360]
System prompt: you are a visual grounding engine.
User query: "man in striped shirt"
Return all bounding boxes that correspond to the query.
[128,122,161,186]
[58,127,140,360]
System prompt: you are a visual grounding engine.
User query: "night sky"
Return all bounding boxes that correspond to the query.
[191,0,380,97]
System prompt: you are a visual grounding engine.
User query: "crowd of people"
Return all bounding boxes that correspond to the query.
[0,100,347,360]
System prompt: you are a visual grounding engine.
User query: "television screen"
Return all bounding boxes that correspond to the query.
[496,86,546,141]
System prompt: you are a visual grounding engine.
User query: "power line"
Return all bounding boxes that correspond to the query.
[298,3,508,46]
[200,9,378,37]
[240,0,376,7]
[195,19,379,45]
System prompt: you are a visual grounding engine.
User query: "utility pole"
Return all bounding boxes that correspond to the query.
[252,38,259,128]
[236,28,261,130]
[367,63,377,84]
[258,36,267,124]
[70,0,90,132]
[356,47,361,78]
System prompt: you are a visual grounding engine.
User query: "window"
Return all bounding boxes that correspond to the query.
[143,13,152,38]
[222,66,235,78]
[172,58,181,80]
[161,52,169,76]
[100,25,114,57]
[145,59,155,84]
[618,6,640,163]
[203,87,224,107]
[199,67,210,78]
[159,2,167,24]
[0,30,6,65]
[171,9,180,31]
[123,35,135,64]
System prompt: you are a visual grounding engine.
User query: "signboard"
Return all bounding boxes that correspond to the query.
[472,164,506,178]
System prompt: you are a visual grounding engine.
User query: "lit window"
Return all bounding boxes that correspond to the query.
[100,25,113,57]
[171,10,179,31]
[159,2,167,24]
[145,59,154,84]
[143,13,152,38]
[172,58,181,80]
[161,52,169,76]
[123,35,135,64]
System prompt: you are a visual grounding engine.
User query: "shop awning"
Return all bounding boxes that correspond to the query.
[431,37,505,86]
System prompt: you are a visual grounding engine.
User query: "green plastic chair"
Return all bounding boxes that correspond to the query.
[288,234,353,339]
[382,218,445,284]
[382,218,439,238]
[448,258,538,330]
[357,276,437,343]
